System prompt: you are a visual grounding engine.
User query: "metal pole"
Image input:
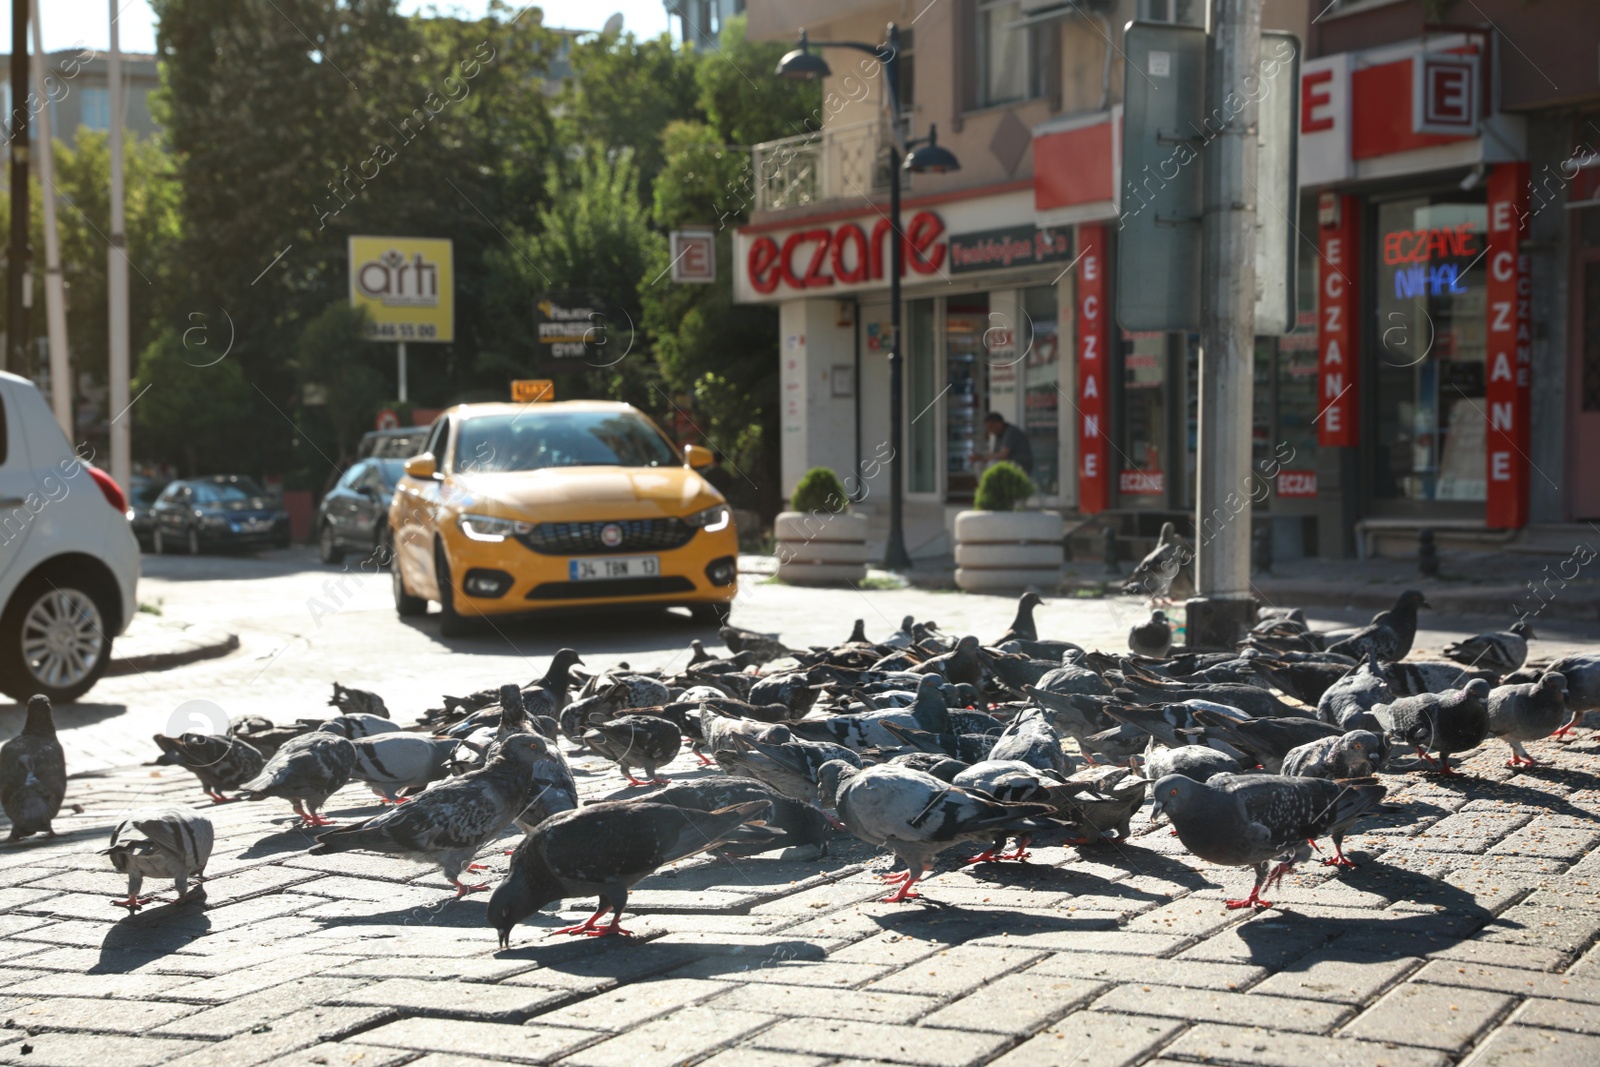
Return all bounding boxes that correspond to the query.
[882,26,911,570]
[31,0,71,436]
[1190,0,1261,646]
[397,341,407,402]
[7,0,30,375]
[108,0,130,492]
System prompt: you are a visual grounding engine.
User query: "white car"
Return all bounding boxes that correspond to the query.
[0,372,139,703]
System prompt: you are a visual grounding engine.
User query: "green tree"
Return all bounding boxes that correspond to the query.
[290,303,389,472]
[131,327,255,476]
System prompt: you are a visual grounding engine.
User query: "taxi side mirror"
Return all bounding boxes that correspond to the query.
[684,444,715,470]
[404,453,439,480]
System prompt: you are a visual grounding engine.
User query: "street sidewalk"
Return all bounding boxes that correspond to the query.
[108,613,239,677]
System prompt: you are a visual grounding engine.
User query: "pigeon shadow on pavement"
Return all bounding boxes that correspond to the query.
[961,850,1210,899]
[868,904,1121,945]
[93,901,212,973]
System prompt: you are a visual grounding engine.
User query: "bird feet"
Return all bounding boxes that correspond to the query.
[1505,754,1540,768]
[693,752,714,766]
[451,880,490,897]
[965,850,1001,865]
[110,895,155,912]
[204,791,240,805]
[881,882,922,904]
[1322,854,1358,869]
[297,814,338,828]
[877,869,914,882]
[1224,893,1273,910]
[1551,724,1576,741]
[465,863,490,872]
[996,848,1032,862]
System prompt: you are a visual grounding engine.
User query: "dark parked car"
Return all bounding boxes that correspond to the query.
[151,476,290,554]
[126,475,168,551]
[316,458,404,565]
[358,427,428,460]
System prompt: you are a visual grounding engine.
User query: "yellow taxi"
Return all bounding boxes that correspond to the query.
[388,400,737,635]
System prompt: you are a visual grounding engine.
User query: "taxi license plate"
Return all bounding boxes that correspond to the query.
[569,556,659,581]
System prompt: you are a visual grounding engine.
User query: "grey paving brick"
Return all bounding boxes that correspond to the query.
[1248,952,1422,1005]
[1428,938,1572,971]
[1092,982,1349,1034]
[866,946,1043,998]
[244,1043,415,1067]
[974,928,1189,956]
[0,970,44,990]
[978,1010,1184,1067]
[919,972,1105,1034]
[827,935,944,969]
[1414,958,1600,1002]
[747,1016,1009,1067]
[669,956,891,988]
[149,976,366,1038]
[1122,900,1250,938]
[530,978,734,1031]
[161,952,360,1002]
[360,1017,595,1063]
[561,1005,776,1067]
[1489,823,1600,862]
[0,1032,207,1067]
[157,1007,401,1067]
[2,970,195,1000]
[693,1050,829,1067]
[1,993,200,1034]
[1028,953,1267,990]
[321,955,542,984]
[1341,982,1516,1051]
[1476,903,1600,954]
[711,982,939,1025]
[1460,1023,1600,1067]
[1165,1023,1451,1067]
[1514,997,1600,1035]
[330,976,574,1021]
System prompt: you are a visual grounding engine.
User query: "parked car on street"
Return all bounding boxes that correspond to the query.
[150,476,290,554]
[390,401,737,636]
[125,475,167,552]
[316,457,405,565]
[358,426,429,460]
[0,372,140,703]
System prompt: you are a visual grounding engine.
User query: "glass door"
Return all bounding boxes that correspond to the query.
[945,296,990,501]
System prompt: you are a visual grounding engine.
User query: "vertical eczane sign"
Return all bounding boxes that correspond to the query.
[1077,223,1110,513]
[1486,163,1531,528]
[1316,195,1359,448]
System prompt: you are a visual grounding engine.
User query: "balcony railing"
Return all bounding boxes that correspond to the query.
[749,119,900,213]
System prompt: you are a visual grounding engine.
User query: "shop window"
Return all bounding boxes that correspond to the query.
[1022,285,1061,497]
[906,299,939,494]
[1372,196,1489,502]
[945,296,990,500]
[1121,331,1168,507]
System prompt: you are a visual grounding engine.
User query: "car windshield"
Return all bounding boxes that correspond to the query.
[193,480,264,504]
[129,484,164,508]
[375,459,405,488]
[454,410,679,472]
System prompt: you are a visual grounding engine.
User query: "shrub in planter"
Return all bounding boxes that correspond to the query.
[776,467,867,585]
[956,462,1061,593]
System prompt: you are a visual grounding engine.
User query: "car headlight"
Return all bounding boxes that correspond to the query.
[458,513,532,542]
[683,504,731,532]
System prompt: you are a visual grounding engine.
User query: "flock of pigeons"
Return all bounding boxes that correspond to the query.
[1,589,1596,947]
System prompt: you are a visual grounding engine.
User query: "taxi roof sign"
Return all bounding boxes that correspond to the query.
[512,379,555,403]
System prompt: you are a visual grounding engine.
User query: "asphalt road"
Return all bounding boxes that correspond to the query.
[23,545,1600,774]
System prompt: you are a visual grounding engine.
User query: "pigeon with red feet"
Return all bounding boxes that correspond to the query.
[1374,680,1490,776]
[583,715,681,786]
[241,729,356,827]
[102,806,212,913]
[1,696,66,842]
[152,731,265,804]
[1488,672,1568,768]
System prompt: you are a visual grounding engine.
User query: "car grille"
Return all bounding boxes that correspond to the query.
[525,576,696,600]
[516,518,695,555]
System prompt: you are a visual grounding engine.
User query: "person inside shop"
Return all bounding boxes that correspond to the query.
[976,412,1033,476]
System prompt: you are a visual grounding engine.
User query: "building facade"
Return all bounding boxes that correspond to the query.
[736,0,1598,561]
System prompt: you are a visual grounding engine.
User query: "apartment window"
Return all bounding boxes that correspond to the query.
[80,87,110,131]
[977,1,1035,108]
[1138,0,1205,24]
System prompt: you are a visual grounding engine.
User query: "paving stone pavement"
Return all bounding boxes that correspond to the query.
[3,710,1600,1067]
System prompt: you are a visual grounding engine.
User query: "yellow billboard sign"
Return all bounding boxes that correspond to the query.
[348,236,454,343]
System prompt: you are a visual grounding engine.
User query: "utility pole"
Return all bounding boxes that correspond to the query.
[6,0,29,376]
[31,0,70,435]
[1189,0,1262,648]
[108,0,131,492]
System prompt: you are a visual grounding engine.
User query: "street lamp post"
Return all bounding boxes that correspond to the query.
[777,24,958,572]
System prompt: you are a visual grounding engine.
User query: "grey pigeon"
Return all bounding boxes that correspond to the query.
[725,729,861,807]
[1122,521,1192,604]
[310,733,548,895]
[952,759,1069,861]
[584,715,681,786]
[1129,610,1174,659]
[1325,590,1428,661]
[101,806,213,912]
[513,734,580,834]
[987,707,1073,775]
[1384,660,1499,698]
[1444,622,1532,674]
[153,732,265,804]
[887,752,969,781]
[350,734,458,803]
[1317,653,1395,727]
[308,714,402,740]
[1140,743,1241,783]
[1032,657,1112,697]
[1487,672,1568,767]
[1375,679,1491,776]
[817,761,1054,902]
[1189,709,1344,773]
[646,776,829,859]
[788,674,952,750]
[1510,653,1600,739]
[997,592,1043,644]
[1282,730,1384,783]
[1,696,67,842]
[1150,773,1387,908]
[487,799,779,945]
[559,681,633,746]
[329,682,389,718]
[718,625,791,663]
[241,730,357,827]
[911,635,986,687]
[1056,777,1149,844]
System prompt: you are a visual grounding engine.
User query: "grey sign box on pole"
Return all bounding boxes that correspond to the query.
[1252,31,1300,336]
[1117,21,1208,333]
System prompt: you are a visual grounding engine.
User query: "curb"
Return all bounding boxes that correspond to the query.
[108,630,241,676]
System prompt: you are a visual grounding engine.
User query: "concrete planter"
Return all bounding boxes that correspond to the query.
[775,510,869,585]
[954,509,1063,593]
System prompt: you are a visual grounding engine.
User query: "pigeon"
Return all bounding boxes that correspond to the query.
[817,760,1054,902]
[788,674,953,750]
[329,682,389,718]
[724,730,861,807]
[1383,660,1499,698]
[1129,610,1174,659]
[997,592,1043,644]
[350,734,458,803]
[101,806,213,912]
[152,732,266,803]
[1055,777,1149,844]
[952,760,1069,861]
[911,635,986,687]
[522,649,585,718]
[718,625,791,663]
[241,730,357,827]
[227,717,306,760]
[881,721,999,764]
[1317,653,1395,728]
[986,707,1072,775]
[1122,521,1192,605]
[1189,709,1345,773]
[308,714,402,740]
[1250,657,1351,706]
[1375,680,1491,776]
[1325,590,1428,661]
[1150,773,1387,908]
[1140,744,1241,783]
[1032,657,1112,697]
[311,734,550,895]
[584,715,682,786]
[1,696,67,842]
[1281,731,1384,782]
[487,799,779,945]
[1512,653,1600,739]
[513,735,580,834]
[1487,672,1568,768]
[1444,622,1533,674]
[559,682,634,746]
[645,776,829,858]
